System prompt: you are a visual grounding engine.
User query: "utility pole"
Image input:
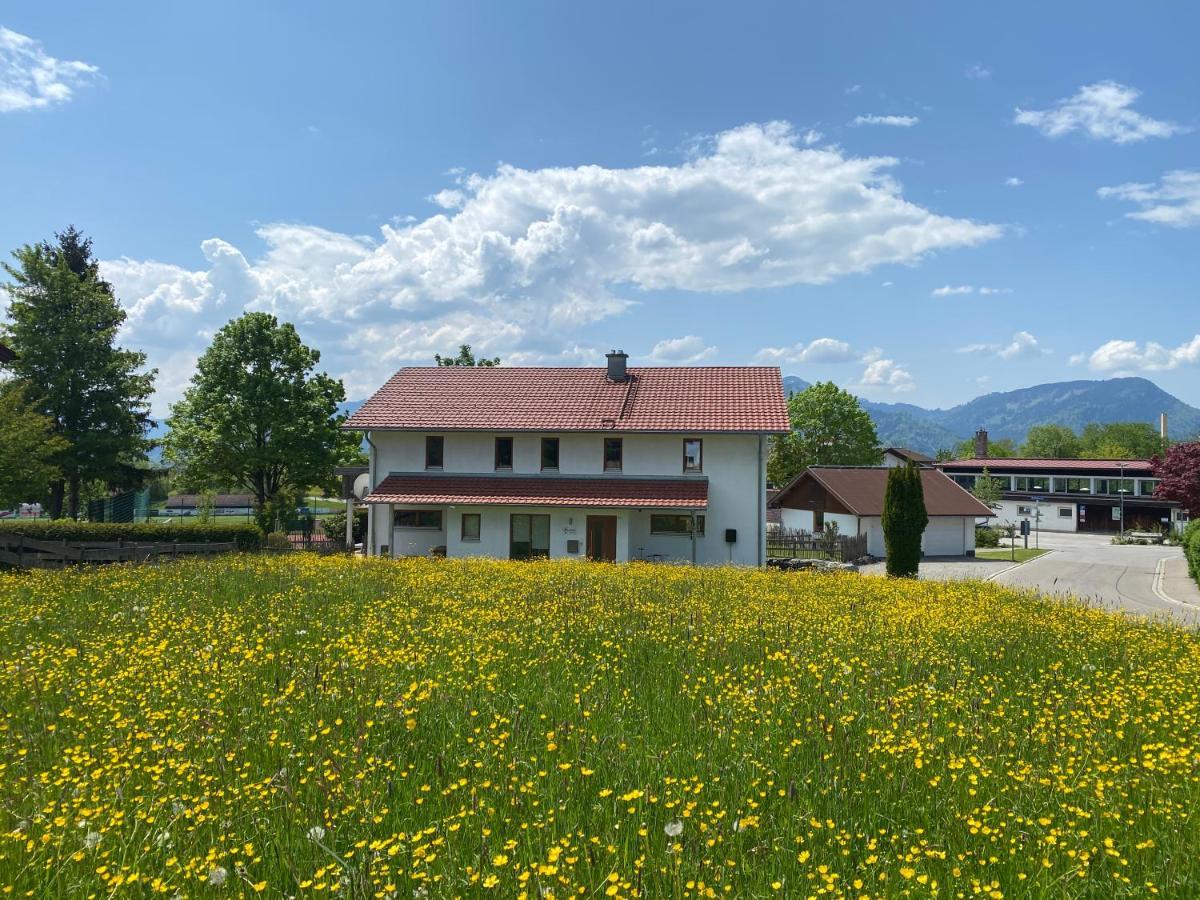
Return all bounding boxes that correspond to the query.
[1118,461,1127,539]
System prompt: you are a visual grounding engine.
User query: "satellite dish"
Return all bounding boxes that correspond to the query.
[353,473,371,500]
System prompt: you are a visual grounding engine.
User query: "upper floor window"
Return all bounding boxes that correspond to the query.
[1138,479,1160,497]
[495,436,513,470]
[541,437,560,471]
[1013,476,1050,492]
[950,474,976,490]
[425,435,444,470]
[1053,477,1091,495]
[604,437,623,472]
[1095,478,1135,496]
[683,439,702,473]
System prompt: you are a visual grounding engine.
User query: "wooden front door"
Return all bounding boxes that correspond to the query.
[586,515,618,562]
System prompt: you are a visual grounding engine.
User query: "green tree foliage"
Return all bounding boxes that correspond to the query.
[768,382,881,486]
[1152,441,1200,522]
[952,436,1017,459]
[1,227,156,518]
[1079,422,1165,459]
[882,463,928,577]
[972,466,1003,508]
[165,313,347,533]
[1021,424,1082,458]
[435,344,500,367]
[0,381,68,509]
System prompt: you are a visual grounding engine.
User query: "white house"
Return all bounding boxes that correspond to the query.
[343,352,790,565]
[882,447,934,468]
[769,466,995,557]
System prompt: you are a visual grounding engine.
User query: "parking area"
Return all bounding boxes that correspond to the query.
[860,557,1013,581]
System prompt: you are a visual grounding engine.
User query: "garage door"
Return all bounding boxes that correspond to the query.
[922,518,966,556]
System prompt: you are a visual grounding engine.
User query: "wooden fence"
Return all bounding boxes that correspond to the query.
[766,528,869,562]
[0,535,237,569]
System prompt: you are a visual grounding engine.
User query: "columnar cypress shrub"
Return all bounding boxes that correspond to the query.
[882,463,928,577]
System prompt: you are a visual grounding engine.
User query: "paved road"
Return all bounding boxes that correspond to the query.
[989,531,1200,623]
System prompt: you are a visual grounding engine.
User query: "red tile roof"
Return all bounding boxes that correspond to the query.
[344,366,789,433]
[364,474,709,508]
[941,457,1155,474]
[771,466,996,517]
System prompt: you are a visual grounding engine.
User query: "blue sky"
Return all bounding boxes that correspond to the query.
[2,2,1198,413]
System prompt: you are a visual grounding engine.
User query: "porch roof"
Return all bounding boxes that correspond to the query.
[363,473,708,509]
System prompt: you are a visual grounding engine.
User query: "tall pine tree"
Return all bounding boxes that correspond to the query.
[2,227,156,518]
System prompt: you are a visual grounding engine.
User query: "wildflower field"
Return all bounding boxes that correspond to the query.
[2,557,1200,898]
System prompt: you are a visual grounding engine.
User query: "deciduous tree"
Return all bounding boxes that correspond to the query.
[0,381,68,509]
[972,466,1003,508]
[435,344,500,367]
[1,227,156,518]
[768,382,881,486]
[1079,422,1164,459]
[165,313,347,532]
[1021,424,1081,459]
[1153,441,1200,518]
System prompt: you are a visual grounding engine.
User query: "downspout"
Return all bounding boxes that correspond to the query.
[757,434,765,567]
[365,432,378,557]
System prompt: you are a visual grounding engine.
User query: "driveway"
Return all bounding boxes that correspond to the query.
[989,531,1200,623]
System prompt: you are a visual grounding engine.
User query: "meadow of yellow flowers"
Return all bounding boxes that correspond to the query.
[2,555,1199,898]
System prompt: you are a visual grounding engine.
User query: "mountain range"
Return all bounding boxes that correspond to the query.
[782,376,1200,455]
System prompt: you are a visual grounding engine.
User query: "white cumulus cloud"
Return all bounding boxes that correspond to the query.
[755,337,856,365]
[932,284,1011,296]
[1005,176,1024,187]
[0,26,100,112]
[851,114,919,128]
[1098,170,1200,228]
[646,335,717,363]
[1014,81,1182,144]
[99,121,999,412]
[1081,335,1200,372]
[854,356,915,393]
[958,330,1047,360]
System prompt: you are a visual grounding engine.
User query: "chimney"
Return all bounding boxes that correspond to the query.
[974,428,989,459]
[605,349,629,382]
[1160,412,1169,442]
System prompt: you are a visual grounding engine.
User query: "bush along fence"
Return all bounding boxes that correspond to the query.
[1186,520,1200,585]
[766,527,868,563]
[0,522,262,569]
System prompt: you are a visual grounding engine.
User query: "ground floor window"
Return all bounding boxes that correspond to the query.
[461,513,481,541]
[650,514,705,535]
[1058,507,1073,518]
[394,509,443,529]
[510,514,550,559]
[1017,505,1033,515]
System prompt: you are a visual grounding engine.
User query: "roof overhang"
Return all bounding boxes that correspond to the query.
[363,473,708,509]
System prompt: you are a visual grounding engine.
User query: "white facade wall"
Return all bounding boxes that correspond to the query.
[366,431,767,565]
[991,499,1077,532]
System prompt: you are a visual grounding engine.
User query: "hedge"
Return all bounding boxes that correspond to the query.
[1185,520,1200,583]
[0,521,264,552]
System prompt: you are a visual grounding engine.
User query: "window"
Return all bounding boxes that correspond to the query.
[604,437,623,472]
[1095,478,1135,496]
[540,437,560,470]
[951,474,976,490]
[394,509,443,529]
[1053,477,1091,494]
[1013,476,1050,492]
[1138,479,1160,497]
[650,514,705,535]
[683,439,702,473]
[425,435,444,470]
[1017,505,1033,515]
[1058,507,1073,518]
[494,437,513,470]
[460,513,481,542]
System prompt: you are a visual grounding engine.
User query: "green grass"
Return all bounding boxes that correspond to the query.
[2,555,1199,897]
[975,547,1050,562]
